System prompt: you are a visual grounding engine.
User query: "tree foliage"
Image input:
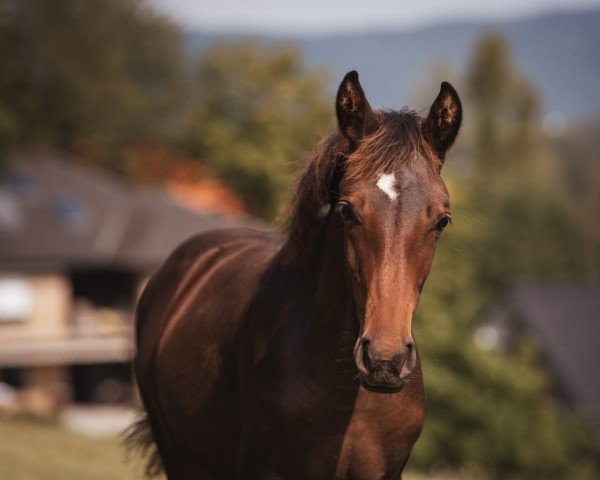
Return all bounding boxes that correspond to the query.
[552,117,600,275]
[409,34,599,479]
[181,42,331,218]
[0,2,331,218]
[466,34,540,174]
[0,0,184,170]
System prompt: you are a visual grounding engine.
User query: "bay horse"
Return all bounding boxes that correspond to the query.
[132,71,462,479]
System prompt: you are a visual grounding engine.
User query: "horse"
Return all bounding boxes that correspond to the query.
[132,70,462,479]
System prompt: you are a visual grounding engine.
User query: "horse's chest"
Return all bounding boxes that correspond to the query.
[248,377,425,480]
[332,396,426,479]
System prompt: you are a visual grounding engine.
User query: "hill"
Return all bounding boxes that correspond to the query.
[189,9,600,118]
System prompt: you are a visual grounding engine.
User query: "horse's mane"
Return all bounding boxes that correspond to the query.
[282,109,437,266]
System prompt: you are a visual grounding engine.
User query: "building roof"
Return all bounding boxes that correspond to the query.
[0,151,264,273]
[496,284,600,440]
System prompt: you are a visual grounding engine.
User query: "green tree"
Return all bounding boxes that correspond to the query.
[0,0,185,171]
[466,34,539,176]
[552,117,600,276]
[409,34,598,479]
[411,193,597,479]
[182,41,331,218]
[465,33,593,289]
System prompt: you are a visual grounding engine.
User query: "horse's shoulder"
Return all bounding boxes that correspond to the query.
[135,228,281,357]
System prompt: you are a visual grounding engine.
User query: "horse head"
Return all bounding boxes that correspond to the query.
[333,71,462,391]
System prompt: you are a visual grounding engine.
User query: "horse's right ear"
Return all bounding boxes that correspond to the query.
[336,71,377,147]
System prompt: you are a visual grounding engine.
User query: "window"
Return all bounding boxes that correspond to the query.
[0,277,33,322]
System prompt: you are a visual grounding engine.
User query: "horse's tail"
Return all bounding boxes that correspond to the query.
[124,412,164,478]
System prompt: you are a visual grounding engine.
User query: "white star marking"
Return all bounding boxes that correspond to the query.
[376,173,398,201]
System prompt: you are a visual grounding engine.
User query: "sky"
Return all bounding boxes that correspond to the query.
[150,0,600,35]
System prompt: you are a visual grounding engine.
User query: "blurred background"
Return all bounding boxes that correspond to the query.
[0,0,598,478]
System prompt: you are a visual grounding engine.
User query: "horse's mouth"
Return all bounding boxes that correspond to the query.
[360,375,407,394]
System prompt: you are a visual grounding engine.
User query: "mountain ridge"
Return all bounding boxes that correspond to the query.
[188,8,600,118]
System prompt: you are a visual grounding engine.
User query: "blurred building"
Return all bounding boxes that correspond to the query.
[478,284,600,446]
[0,151,259,406]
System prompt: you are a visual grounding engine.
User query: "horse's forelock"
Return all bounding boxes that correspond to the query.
[282,109,435,266]
[345,109,437,182]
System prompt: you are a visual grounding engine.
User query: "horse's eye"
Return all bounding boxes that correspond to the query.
[434,215,451,234]
[336,202,356,223]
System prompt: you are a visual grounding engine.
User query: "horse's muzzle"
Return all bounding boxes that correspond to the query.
[354,337,416,392]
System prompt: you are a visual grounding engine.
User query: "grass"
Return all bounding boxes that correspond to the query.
[0,415,462,479]
[0,416,148,480]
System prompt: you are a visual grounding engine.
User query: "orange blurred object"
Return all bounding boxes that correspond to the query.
[125,143,246,218]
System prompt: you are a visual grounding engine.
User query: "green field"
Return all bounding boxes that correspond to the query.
[0,416,150,480]
[0,416,459,480]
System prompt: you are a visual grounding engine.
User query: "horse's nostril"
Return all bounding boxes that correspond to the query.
[404,340,417,372]
[392,353,405,366]
[361,338,371,370]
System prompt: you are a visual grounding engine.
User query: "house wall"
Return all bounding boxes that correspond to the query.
[0,270,138,406]
[23,366,72,404]
[0,272,71,338]
[0,272,73,407]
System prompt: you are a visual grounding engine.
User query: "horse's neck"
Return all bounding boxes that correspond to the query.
[303,217,359,364]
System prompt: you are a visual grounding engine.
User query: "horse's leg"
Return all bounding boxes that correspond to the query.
[144,403,221,480]
[141,383,226,479]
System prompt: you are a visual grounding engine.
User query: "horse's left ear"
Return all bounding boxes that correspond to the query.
[422,82,462,160]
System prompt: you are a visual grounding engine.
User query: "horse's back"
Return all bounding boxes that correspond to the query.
[135,227,281,478]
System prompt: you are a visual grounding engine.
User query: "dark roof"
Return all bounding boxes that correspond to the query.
[0,151,264,272]
[500,284,600,440]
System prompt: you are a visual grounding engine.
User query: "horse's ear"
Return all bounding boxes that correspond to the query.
[336,71,377,147]
[422,82,462,160]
